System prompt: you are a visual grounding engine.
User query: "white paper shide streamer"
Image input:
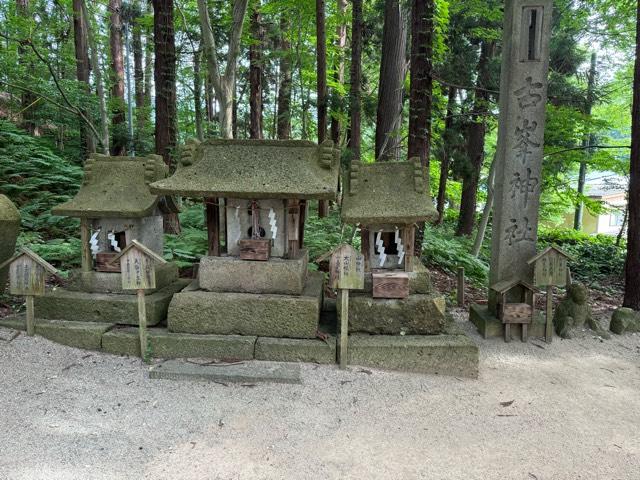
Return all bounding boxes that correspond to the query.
[375,230,387,267]
[107,231,121,253]
[395,228,405,265]
[89,229,101,258]
[268,208,277,240]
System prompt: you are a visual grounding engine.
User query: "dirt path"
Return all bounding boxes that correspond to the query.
[1,312,639,480]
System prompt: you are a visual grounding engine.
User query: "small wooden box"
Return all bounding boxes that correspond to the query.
[96,252,121,272]
[501,303,533,324]
[372,272,409,299]
[239,239,271,261]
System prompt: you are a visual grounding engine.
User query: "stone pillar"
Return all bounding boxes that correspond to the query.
[489,0,552,312]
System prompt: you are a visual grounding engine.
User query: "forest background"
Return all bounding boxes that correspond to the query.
[0,0,635,308]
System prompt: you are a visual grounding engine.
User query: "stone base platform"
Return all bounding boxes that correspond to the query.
[66,262,179,295]
[348,293,447,335]
[167,272,324,338]
[0,316,478,378]
[34,279,190,326]
[469,303,546,340]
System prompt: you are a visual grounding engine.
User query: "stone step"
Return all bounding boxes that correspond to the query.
[34,279,190,326]
[167,272,323,338]
[255,336,336,364]
[149,360,301,385]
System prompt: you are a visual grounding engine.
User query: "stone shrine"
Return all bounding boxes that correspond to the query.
[150,139,340,339]
[34,154,187,325]
[471,0,553,339]
[0,194,21,294]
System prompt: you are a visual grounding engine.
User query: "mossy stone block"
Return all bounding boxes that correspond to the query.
[0,195,21,293]
[348,293,447,335]
[66,262,179,295]
[610,307,640,335]
[149,330,256,360]
[167,272,323,338]
[101,326,142,356]
[255,336,336,364]
[348,332,479,378]
[469,303,546,339]
[199,251,308,295]
[35,279,189,325]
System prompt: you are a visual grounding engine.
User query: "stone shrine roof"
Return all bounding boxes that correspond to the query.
[149,139,340,200]
[341,160,437,225]
[53,154,170,218]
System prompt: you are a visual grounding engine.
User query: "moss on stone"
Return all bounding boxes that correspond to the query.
[0,194,20,293]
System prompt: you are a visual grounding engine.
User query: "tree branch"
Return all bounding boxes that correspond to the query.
[196,0,222,93]
[544,145,631,157]
[225,0,249,81]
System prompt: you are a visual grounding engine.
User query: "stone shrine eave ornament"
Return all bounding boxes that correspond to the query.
[149,139,341,201]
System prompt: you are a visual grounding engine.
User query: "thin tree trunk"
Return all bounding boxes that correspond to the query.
[17,0,36,135]
[456,41,493,236]
[194,49,204,141]
[249,5,263,139]
[73,0,95,157]
[349,0,362,161]
[472,153,496,257]
[109,0,127,156]
[330,0,347,146]
[276,17,292,139]
[617,198,629,248]
[132,3,145,136]
[82,0,109,153]
[316,0,329,216]
[574,52,598,230]
[623,0,640,310]
[124,22,135,154]
[375,0,407,161]
[436,86,456,224]
[144,19,153,124]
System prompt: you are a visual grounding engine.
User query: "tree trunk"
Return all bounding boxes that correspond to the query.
[132,4,146,135]
[407,0,433,168]
[574,52,597,230]
[408,0,434,255]
[276,17,292,140]
[109,0,127,156]
[152,0,179,234]
[194,49,204,141]
[330,0,348,146]
[82,0,109,153]
[472,153,496,257]
[436,86,456,224]
[456,41,493,236]
[249,5,263,139]
[375,0,407,161]
[316,0,329,217]
[623,0,640,310]
[16,0,36,135]
[349,0,363,161]
[73,0,95,157]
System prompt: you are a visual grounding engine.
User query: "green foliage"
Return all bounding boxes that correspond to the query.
[303,204,358,262]
[0,120,83,237]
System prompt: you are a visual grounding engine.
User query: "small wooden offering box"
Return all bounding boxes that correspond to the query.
[502,303,533,324]
[96,252,121,272]
[239,239,271,261]
[372,272,409,299]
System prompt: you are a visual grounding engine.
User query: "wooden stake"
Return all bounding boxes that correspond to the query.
[546,285,553,343]
[137,289,149,362]
[457,267,465,307]
[205,197,220,256]
[26,295,35,336]
[338,288,349,369]
[80,218,92,272]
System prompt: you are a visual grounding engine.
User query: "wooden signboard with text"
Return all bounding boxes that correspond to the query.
[329,244,365,291]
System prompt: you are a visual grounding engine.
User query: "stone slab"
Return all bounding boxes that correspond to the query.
[149,359,301,385]
[167,272,323,338]
[348,332,479,378]
[66,262,179,295]
[610,308,640,335]
[102,327,257,360]
[469,303,546,339]
[360,262,433,295]
[348,293,447,335]
[255,336,336,364]
[198,250,308,295]
[0,315,112,350]
[35,279,189,326]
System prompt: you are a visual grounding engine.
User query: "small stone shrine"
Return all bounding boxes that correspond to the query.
[0,194,21,294]
[341,159,447,335]
[34,154,186,325]
[150,139,339,339]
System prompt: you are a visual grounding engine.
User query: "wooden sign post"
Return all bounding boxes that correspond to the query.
[109,240,167,362]
[0,248,58,336]
[329,244,365,369]
[528,246,572,343]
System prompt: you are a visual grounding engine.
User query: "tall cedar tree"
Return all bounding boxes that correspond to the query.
[623,0,640,310]
[249,5,263,139]
[408,0,434,253]
[72,0,95,156]
[276,17,292,139]
[436,87,456,223]
[330,0,348,145]
[375,0,407,161]
[349,0,363,160]
[316,0,329,216]
[16,0,36,135]
[109,0,127,155]
[132,1,146,135]
[456,41,494,236]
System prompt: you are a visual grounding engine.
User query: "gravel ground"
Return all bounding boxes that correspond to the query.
[1,310,639,480]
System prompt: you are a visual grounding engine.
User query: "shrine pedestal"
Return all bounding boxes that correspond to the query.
[470,303,546,339]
